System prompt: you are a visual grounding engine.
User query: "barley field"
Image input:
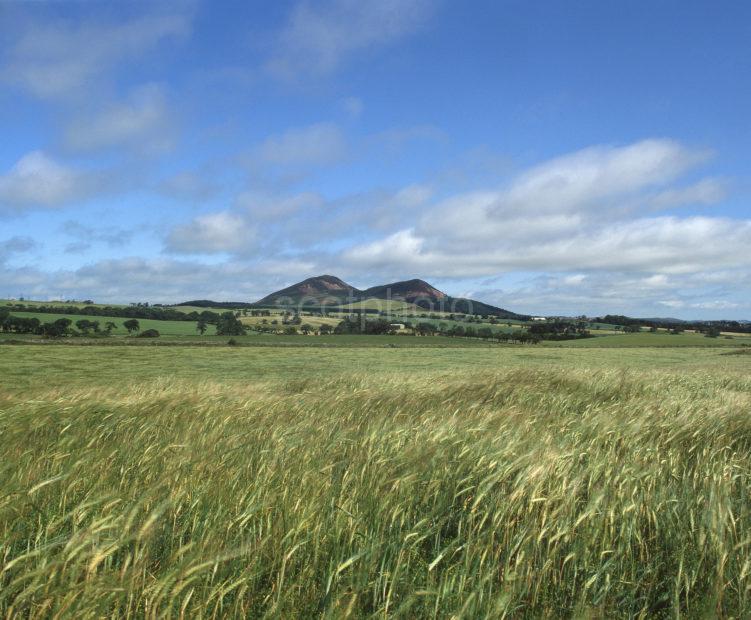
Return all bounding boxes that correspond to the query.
[1,345,750,618]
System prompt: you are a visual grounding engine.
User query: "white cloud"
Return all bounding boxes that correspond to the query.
[648,178,726,209]
[158,170,218,202]
[346,216,751,277]
[254,122,347,167]
[0,257,322,304]
[473,269,750,319]
[690,300,740,310]
[0,151,102,212]
[166,212,257,255]
[392,184,432,208]
[641,274,670,288]
[61,221,134,248]
[267,0,432,79]
[235,191,325,219]
[338,140,750,280]
[0,236,35,264]
[658,300,686,309]
[563,274,587,286]
[490,138,711,217]
[2,11,191,99]
[63,84,175,153]
[343,229,427,268]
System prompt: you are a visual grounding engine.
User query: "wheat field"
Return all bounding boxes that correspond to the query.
[1,351,751,618]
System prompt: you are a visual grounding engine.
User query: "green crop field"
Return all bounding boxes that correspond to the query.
[331,298,421,312]
[1,342,750,617]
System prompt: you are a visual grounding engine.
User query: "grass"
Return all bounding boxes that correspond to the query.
[2,344,748,392]
[1,346,751,617]
[546,332,751,347]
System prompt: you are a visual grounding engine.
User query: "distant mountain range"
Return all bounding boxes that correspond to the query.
[252,275,526,319]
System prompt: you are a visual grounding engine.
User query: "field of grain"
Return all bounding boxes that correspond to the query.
[1,345,749,618]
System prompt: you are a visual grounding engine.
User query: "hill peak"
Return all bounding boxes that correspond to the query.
[362,278,448,302]
[256,275,361,306]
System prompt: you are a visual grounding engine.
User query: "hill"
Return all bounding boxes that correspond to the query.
[253,275,526,319]
[255,275,362,306]
[361,278,447,303]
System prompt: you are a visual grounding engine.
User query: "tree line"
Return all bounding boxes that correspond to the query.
[596,314,750,334]
[0,309,153,338]
[246,316,590,343]
[1,303,223,323]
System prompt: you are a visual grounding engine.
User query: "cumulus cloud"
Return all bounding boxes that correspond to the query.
[61,221,134,249]
[392,184,433,208]
[0,236,36,264]
[2,10,192,99]
[0,256,321,304]
[235,191,325,219]
[267,0,433,79]
[648,178,727,209]
[166,212,257,255]
[63,84,175,153]
[0,151,105,212]
[341,139,749,279]
[472,269,750,319]
[345,216,751,277]
[253,122,347,167]
[489,139,709,217]
[158,170,219,203]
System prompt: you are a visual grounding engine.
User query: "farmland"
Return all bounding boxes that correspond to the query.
[4,298,751,349]
[1,342,750,617]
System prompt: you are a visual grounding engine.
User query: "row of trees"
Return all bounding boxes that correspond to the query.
[0,309,144,337]
[597,314,750,334]
[2,303,223,324]
[528,321,592,340]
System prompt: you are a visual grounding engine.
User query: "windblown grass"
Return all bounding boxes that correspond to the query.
[2,365,751,618]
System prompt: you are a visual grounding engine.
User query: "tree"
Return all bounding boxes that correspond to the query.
[123,319,140,334]
[54,318,72,332]
[39,321,67,338]
[300,323,313,335]
[75,319,99,334]
[319,324,332,335]
[104,321,118,335]
[478,327,493,340]
[215,312,246,336]
[196,319,208,335]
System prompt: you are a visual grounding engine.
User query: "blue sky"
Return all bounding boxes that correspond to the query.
[1,0,750,318]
